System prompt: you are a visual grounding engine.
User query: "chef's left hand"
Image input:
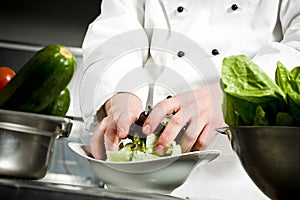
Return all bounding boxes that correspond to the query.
[90,92,144,159]
[142,82,225,155]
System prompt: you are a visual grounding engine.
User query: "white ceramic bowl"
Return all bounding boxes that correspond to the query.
[68,142,220,194]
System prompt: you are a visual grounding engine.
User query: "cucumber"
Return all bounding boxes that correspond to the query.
[0,44,76,113]
[40,88,71,117]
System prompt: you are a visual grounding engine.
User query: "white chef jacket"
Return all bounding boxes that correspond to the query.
[76,1,300,199]
[78,0,300,129]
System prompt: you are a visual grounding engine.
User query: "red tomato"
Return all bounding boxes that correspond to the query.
[0,66,16,90]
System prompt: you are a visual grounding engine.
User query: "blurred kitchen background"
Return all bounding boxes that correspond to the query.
[0,0,103,186]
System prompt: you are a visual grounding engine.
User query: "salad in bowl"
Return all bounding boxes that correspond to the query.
[68,113,220,194]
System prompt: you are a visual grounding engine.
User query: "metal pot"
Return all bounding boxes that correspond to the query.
[216,126,300,200]
[0,109,72,179]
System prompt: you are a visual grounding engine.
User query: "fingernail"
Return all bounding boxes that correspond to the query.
[155,145,165,156]
[143,124,152,135]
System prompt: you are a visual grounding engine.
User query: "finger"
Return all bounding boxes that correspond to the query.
[180,101,214,152]
[190,101,220,151]
[175,89,201,107]
[191,124,218,151]
[180,118,205,153]
[90,121,106,160]
[104,117,120,151]
[143,97,180,135]
[116,111,136,138]
[155,111,188,156]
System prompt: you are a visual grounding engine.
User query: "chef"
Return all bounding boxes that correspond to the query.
[76,0,300,199]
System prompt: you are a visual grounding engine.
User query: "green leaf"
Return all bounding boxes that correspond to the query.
[222,92,260,126]
[221,55,286,126]
[253,106,269,126]
[276,62,300,125]
[275,61,291,98]
[106,151,132,162]
[290,67,300,93]
[286,93,300,125]
[222,55,285,102]
[275,112,293,126]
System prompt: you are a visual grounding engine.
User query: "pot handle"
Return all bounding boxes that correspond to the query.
[215,127,232,140]
[215,127,230,134]
[58,121,73,137]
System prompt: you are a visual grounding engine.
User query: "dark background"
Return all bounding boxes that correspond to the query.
[0,0,102,47]
[0,0,102,71]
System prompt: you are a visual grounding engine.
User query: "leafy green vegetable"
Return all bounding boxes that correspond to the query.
[253,106,268,126]
[221,55,300,127]
[275,62,300,125]
[106,131,182,162]
[275,61,291,97]
[106,151,132,162]
[275,112,293,126]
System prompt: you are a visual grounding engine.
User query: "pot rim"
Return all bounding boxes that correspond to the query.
[0,121,56,137]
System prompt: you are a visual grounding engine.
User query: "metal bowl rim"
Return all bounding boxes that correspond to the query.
[229,126,300,130]
[0,121,55,137]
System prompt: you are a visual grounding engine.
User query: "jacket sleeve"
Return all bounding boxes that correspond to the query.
[77,0,149,130]
[252,1,300,79]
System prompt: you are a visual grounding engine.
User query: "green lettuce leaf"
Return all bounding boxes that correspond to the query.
[275,112,293,126]
[253,106,268,126]
[276,62,300,125]
[106,131,182,162]
[221,55,286,126]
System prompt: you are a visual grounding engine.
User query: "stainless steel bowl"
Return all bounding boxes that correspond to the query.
[217,126,300,199]
[0,109,72,179]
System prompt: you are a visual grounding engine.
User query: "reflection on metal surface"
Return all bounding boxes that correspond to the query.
[39,173,97,187]
[225,126,300,199]
[0,178,184,200]
[0,109,73,179]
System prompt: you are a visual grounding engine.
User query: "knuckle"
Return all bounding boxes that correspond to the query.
[184,129,196,141]
[158,136,171,146]
[169,116,182,126]
[193,136,209,151]
[156,100,168,110]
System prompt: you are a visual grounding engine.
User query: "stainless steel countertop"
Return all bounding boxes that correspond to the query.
[0,177,184,200]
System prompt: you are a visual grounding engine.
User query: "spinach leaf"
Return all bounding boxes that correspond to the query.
[275,61,291,99]
[222,92,268,126]
[275,112,293,126]
[276,63,300,125]
[290,66,300,94]
[291,66,300,83]
[253,106,268,126]
[221,55,286,126]
[289,67,300,125]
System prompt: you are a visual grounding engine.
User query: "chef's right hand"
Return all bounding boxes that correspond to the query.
[90,92,144,159]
